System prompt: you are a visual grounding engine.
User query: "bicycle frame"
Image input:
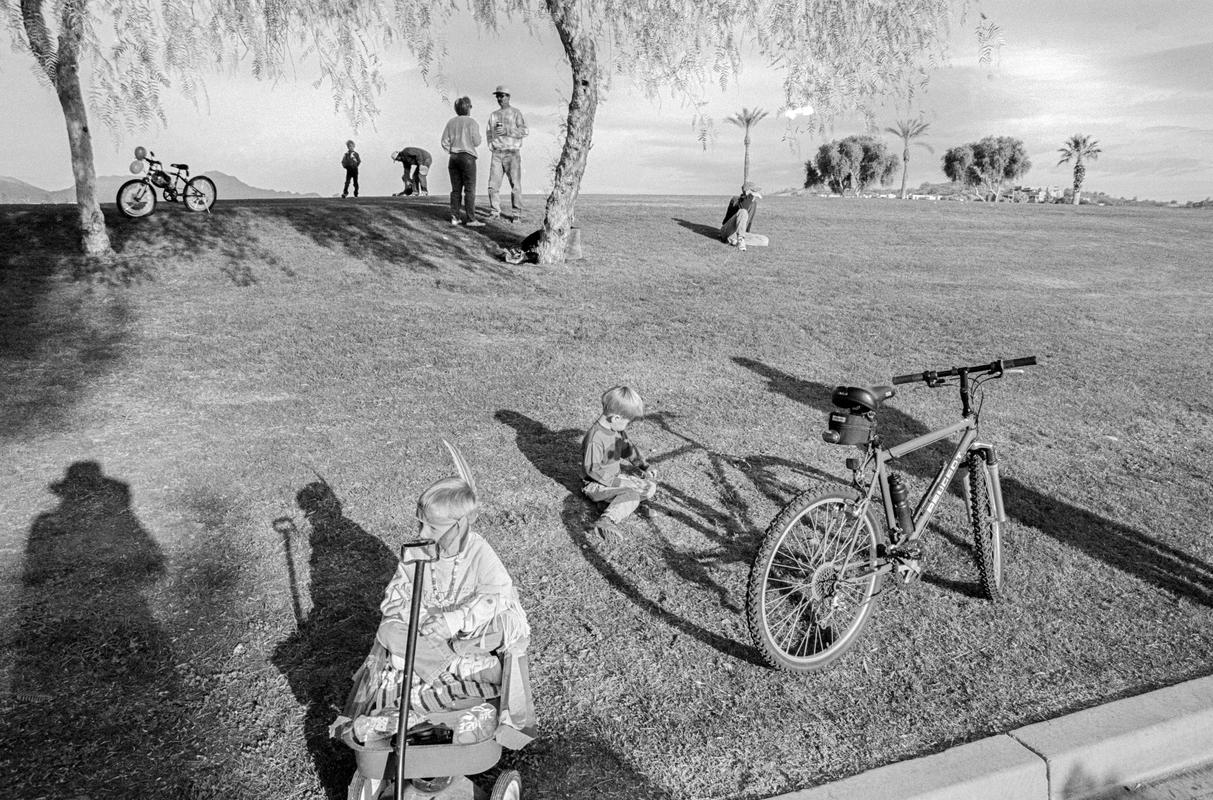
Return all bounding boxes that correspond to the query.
[882,418,1004,533]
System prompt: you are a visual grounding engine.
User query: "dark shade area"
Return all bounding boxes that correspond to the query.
[1,461,193,796]
[671,216,722,241]
[271,479,399,800]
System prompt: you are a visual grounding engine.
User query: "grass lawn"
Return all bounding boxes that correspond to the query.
[1,194,1211,800]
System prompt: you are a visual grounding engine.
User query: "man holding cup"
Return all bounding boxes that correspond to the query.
[486,84,529,221]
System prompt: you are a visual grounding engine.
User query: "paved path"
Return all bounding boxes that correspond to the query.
[1125,761,1213,799]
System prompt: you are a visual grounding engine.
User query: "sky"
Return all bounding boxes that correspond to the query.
[1,1,1211,201]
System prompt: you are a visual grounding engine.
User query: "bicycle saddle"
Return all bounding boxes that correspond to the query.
[831,385,895,413]
[170,163,189,171]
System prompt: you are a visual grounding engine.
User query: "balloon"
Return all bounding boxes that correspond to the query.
[129,160,145,174]
[133,145,147,160]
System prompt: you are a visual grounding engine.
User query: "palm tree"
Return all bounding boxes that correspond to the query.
[1057,134,1102,205]
[726,107,770,187]
[884,118,934,199]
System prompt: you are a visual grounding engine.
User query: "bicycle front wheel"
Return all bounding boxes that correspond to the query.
[746,488,882,672]
[967,452,1003,601]
[184,176,216,211]
[116,180,156,218]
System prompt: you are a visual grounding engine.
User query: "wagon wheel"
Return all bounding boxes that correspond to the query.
[490,770,521,800]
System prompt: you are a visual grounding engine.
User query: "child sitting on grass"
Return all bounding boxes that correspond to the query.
[581,386,659,544]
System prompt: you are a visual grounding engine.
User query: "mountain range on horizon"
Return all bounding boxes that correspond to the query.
[0,172,320,204]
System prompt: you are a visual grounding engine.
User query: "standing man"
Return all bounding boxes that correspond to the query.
[486,84,529,220]
[392,146,433,196]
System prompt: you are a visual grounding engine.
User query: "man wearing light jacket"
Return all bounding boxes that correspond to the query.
[486,84,529,220]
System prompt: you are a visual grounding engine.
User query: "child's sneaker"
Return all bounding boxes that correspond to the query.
[450,216,461,226]
[593,517,622,547]
[738,235,747,252]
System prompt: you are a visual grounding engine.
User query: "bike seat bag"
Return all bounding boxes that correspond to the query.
[823,385,895,446]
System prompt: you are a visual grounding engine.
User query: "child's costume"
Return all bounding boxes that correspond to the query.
[330,443,535,752]
[581,420,657,524]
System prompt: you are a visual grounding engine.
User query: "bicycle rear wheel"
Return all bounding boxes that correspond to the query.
[116,180,156,218]
[746,488,882,672]
[184,176,216,211]
[966,452,1003,601]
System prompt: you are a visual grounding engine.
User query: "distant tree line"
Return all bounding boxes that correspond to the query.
[804,130,1102,205]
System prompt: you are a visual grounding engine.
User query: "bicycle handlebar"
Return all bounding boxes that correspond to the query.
[892,356,1036,386]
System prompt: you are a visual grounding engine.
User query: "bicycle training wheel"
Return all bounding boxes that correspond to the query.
[966,452,1003,601]
[116,180,156,218]
[183,176,217,211]
[746,488,882,672]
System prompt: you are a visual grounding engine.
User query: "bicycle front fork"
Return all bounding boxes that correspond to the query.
[962,444,1007,524]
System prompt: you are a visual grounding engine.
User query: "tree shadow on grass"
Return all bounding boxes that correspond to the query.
[672,217,722,241]
[733,356,1213,608]
[0,208,135,441]
[271,480,398,800]
[246,198,529,280]
[1,462,192,797]
[494,409,819,667]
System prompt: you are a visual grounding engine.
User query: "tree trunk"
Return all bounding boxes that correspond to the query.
[1072,161,1085,205]
[536,0,600,265]
[58,61,111,256]
[899,147,909,199]
[742,131,751,187]
[22,0,111,256]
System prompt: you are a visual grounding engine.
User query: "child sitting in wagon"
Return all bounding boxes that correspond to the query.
[331,442,535,798]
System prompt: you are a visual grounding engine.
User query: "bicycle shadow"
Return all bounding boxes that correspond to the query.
[270,480,399,799]
[495,409,839,664]
[733,356,1213,608]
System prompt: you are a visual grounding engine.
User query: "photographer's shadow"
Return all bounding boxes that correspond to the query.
[7,461,188,796]
[271,481,398,799]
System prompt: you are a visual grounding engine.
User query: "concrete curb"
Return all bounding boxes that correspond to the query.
[769,675,1213,800]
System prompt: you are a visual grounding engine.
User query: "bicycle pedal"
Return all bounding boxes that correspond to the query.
[895,560,923,584]
[886,542,923,560]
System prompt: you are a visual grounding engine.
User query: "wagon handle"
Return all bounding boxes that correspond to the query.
[395,539,435,800]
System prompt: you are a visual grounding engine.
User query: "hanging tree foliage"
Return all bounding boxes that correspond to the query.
[7,0,966,261]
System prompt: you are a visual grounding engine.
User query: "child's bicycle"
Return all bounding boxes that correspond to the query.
[746,355,1037,672]
[116,147,216,218]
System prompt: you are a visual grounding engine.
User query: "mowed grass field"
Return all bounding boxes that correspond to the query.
[1,195,1211,800]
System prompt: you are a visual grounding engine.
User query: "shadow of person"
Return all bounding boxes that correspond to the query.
[5,461,190,797]
[494,409,763,665]
[671,217,722,241]
[271,480,399,799]
[732,356,1213,607]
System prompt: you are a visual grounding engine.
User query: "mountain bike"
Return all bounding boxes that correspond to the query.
[746,356,1037,672]
[116,149,216,218]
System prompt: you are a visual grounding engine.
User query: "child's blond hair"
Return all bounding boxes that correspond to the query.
[602,385,644,420]
[418,477,477,527]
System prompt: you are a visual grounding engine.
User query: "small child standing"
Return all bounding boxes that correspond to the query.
[581,386,658,544]
[341,139,361,198]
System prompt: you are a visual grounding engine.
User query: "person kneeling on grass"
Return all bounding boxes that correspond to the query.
[331,442,535,800]
[581,385,658,545]
[720,182,769,251]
